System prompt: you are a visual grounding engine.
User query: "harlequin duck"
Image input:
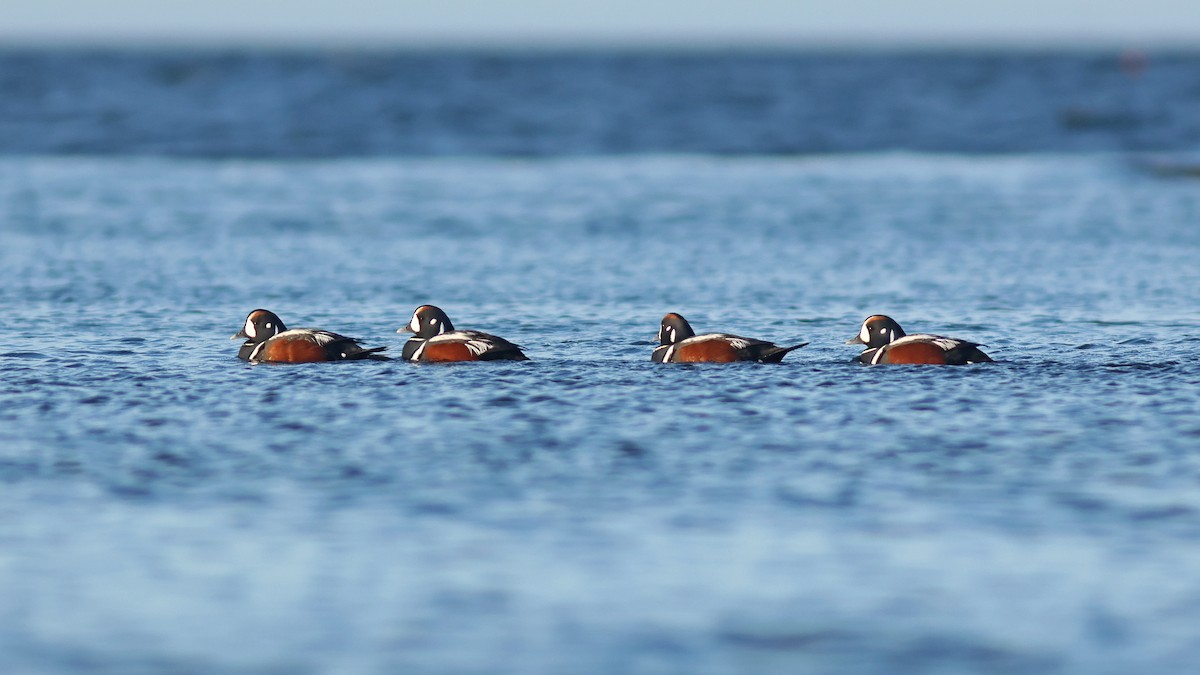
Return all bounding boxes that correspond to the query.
[847,315,992,365]
[231,309,388,363]
[398,305,529,362]
[652,313,807,363]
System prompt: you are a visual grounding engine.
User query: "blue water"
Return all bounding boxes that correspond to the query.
[2,50,1199,156]
[3,154,1200,673]
[3,51,1200,674]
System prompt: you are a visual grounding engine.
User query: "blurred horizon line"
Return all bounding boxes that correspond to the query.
[0,32,1197,53]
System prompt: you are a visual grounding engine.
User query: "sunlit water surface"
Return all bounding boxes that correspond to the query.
[1,155,1199,673]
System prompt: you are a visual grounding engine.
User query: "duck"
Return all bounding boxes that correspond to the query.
[398,305,529,362]
[232,309,388,363]
[652,312,806,363]
[846,315,992,365]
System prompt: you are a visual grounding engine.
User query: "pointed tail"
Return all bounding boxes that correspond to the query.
[759,342,808,363]
[346,345,390,361]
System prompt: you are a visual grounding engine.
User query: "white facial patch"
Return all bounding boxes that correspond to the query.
[859,323,870,344]
[667,327,676,343]
[244,317,257,339]
[409,314,421,332]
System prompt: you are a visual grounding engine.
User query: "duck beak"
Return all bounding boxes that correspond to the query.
[845,335,865,345]
[231,330,248,340]
[397,326,415,334]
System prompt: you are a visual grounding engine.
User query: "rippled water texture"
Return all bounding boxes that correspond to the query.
[1,50,1197,156]
[2,154,1199,673]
